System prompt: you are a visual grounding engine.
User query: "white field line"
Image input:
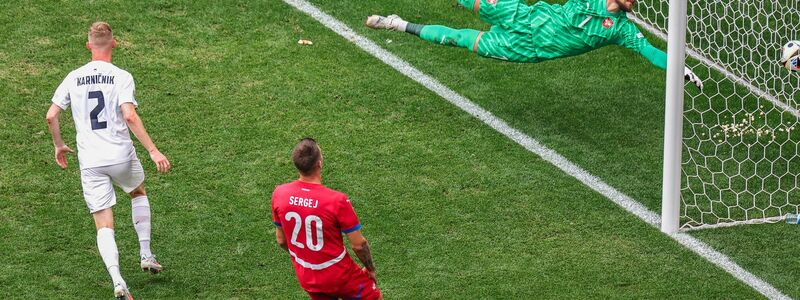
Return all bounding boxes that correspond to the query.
[281,1,791,299]
[627,14,800,119]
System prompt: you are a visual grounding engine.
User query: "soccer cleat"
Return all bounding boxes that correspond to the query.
[140,255,162,274]
[365,14,405,31]
[113,283,134,300]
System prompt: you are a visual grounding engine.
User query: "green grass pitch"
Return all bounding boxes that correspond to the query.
[1,0,798,299]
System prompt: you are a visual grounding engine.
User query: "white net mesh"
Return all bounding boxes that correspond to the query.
[632,0,800,230]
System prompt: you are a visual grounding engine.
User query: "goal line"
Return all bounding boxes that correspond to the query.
[281,1,791,298]
[681,215,787,232]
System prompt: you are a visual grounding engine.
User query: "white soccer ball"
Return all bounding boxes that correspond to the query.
[779,40,800,71]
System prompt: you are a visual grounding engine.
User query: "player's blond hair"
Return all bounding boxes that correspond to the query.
[88,21,113,48]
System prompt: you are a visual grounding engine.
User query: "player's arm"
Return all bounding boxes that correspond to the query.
[45,104,74,169]
[616,23,703,89]
[339,197,377,281]
[121,103,171,173]
[638,42,667,70]
[346,230,377,281]
[614,23,667,69]
[275,228,288,252]
[271,193,288,252]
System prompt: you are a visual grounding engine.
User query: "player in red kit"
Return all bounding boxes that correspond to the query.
[272,138,383,300]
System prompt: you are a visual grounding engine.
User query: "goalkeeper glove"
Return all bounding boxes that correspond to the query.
[684,67,703,90]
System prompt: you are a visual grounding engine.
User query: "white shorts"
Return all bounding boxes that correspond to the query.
[80,160,145,213]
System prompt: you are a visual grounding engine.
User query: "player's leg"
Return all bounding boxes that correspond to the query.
[365,14,530,62]
[338,268,383,300]
[306,291,338,300]
[366,15,481,52]
[129,183,162,273]
[93,209,132,300]
[418,25,482,50]
[473,27,536,62]
[416,24,530,62]
[109,160,162,273]
[92,208,120,284]
[82,167,132,300]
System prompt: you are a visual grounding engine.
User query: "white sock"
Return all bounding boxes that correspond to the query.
[395,19,408,32]
[96,227,125,286]
[131,196,153,258]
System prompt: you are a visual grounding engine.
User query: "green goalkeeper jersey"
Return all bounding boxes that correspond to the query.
[476,0,667,68]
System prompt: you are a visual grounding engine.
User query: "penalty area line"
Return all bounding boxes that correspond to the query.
[281,0,791,299]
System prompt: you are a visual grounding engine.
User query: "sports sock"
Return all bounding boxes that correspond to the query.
[131,196,153,258]
[394,18,409,32]
[419,25,481,49]
[405,23,425,36]
[97,227,125,286]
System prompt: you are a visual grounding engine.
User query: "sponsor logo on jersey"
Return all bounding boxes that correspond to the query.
[487,0,497,4]
[602,17,614,29]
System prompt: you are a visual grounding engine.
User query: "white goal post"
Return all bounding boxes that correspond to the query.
[643,0,800,232]
[660,0,687,234]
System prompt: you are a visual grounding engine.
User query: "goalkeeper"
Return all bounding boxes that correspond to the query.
[366,0,703,89]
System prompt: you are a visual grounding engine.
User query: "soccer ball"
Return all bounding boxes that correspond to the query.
[779,40,800,71]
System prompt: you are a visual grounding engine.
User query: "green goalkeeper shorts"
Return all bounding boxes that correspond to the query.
[474,26,540,63]
[460,0,541,62]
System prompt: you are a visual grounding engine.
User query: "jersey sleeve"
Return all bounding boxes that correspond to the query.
[337,196,361,233]
[615,22,667,70]
[118,72,138,107]
[51,74,72,110]
[271,190,282,227]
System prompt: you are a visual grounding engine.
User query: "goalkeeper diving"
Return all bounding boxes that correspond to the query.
[366,0,704,89]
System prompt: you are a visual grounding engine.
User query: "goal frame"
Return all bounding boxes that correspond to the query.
[660,0,688,234]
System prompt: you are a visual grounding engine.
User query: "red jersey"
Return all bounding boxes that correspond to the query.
[272,180,364,292]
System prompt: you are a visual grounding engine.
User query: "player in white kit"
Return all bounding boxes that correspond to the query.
[45,22,171,300]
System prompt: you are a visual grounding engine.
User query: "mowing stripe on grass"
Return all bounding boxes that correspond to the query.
[281,1,791,299]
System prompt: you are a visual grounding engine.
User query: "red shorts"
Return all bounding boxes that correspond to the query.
[306,269,381,300]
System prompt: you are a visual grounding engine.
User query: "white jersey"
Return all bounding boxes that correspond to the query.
[52,61,138,169]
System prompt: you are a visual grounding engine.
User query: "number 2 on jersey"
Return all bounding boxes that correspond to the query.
[88,91,107,130]
[285,212,324,251]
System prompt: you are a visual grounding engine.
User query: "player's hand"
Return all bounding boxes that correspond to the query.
[54,144,74,169]
[684,66,703,90]
[362,267,377,283]
[149,149,171,173]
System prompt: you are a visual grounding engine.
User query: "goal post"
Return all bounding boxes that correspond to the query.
[637,0,800,231]
[660,0,688,234]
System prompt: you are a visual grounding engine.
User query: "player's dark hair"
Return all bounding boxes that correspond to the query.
[292,138,322,176]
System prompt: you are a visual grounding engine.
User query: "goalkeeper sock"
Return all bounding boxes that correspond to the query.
[419,25,480,49]
[405,23,425,36]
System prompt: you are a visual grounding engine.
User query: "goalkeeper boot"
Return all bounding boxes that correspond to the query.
[113,283,134,300]
[140,255,162,274]
[366,14,407,31]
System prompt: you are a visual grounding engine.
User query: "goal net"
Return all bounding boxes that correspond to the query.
[631,1,800,230]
